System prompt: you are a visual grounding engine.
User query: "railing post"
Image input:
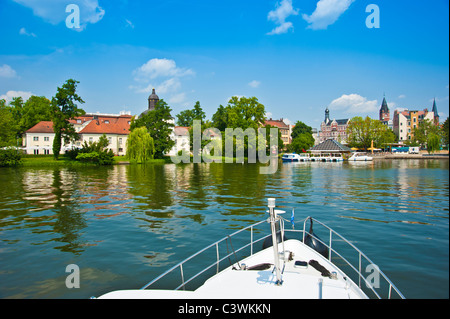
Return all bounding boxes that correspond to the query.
[250,226,253,256]
[329,230,332,261]
[216,243,220,274]
[180,264,185,291]
[358,253,362,288]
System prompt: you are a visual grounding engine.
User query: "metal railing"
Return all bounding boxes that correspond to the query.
[141,220,269,291]
[297,217,405,299]
[141,216,405,299]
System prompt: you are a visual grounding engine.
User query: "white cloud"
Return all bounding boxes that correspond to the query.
[329,93,378,113]
[132,58,194,105]
[169,93,186,104]
[267,0,299,35]
[133,58,194,82]
[0,90,33,104]
[0,65,18,78]
[302,0,355,30]
[398,94,406,99]
[134,78,182,95]
[19,27,37,37]
[283,118,293,125]
[248,80,261,88]
[13,0,104,29]
[125,19,134,29]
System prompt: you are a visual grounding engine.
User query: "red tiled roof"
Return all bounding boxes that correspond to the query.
[25,115,132,135]
[265,119,289,128]
[26,121,54,133]
[174,126,190,136]
[79,116,132,135]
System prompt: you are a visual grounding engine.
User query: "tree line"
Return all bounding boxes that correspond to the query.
[126,95,317,162]
[0,79,113,165]
[345,116,449,153]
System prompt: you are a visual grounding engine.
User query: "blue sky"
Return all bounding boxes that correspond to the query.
[0,0,448,129]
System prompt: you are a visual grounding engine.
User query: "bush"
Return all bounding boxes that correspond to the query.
[75,149,114,165]
[68,134,115,165]
[0,148,22,167]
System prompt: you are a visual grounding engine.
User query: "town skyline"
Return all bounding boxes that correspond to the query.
[1,0,448,130]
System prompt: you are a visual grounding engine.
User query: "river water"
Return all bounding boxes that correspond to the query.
[0,159,448,299]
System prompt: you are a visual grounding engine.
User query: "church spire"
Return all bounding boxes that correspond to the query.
[432,98,439,124]
[379,95,390,122]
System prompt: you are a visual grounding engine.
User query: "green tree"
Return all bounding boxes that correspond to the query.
[291,121,313,140]
[212,104,228,131]
[224,96,265,130]
[427,133,440,154]
[19,96,53,134]
[288,133,315,153]
[0,99,17,147]
[130,99,175,159]
[127,127,155,163]
[413,119,442,148]
[442,117,449,147]
[176,101,206,127]
[346,116,395,150]
[51,79,85,159]
[176,109,194,127]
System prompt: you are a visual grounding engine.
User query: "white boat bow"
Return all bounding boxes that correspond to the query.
[96,199,404,299]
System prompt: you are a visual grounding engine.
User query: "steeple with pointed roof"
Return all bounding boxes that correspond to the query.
[379,94,390,123]
[432,98,439,124]
[324,107,330,124]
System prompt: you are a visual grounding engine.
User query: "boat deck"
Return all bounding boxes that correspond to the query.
[99,240,367,299]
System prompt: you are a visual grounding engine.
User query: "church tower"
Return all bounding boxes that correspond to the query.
[379,95,390,123]
[324,107,330,124]
[432,98,439,125]
[148,88,159,111]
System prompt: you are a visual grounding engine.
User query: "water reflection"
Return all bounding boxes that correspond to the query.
[0,159,448,298]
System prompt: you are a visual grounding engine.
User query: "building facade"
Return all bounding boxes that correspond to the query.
[393,109,435,142]
[264,118,293,147]
[319,107,350,144]
[24,113,133,155]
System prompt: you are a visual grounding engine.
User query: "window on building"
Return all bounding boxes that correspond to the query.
[77,119,82,124]
[44,149,50,155]
[119,138,122,145]
[105,120,110,124]
[34,149,39,155]
[33,136,39,141]
[89,137,93,143]
[44,137,49,141]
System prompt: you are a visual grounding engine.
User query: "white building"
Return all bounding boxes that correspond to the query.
[23,113,133,156]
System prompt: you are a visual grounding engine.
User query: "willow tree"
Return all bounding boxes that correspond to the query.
[126,126,155,163]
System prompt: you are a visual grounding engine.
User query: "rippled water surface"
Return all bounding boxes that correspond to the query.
[0,159,448,298]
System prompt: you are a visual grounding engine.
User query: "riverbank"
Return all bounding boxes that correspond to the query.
[372,152,449,160]
[19,155,169,167]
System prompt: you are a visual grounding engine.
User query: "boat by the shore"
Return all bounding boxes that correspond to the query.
[96,198,405,299]
[349,153,373,161]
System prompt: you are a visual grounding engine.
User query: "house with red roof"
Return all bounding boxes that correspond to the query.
[23,112,133,155]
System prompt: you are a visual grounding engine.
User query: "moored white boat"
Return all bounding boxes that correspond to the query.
[349,153,373,161]
[282,153,304,162]
[96,199,404,299]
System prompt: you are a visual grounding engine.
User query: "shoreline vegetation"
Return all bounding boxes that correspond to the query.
[1,151,446,169]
